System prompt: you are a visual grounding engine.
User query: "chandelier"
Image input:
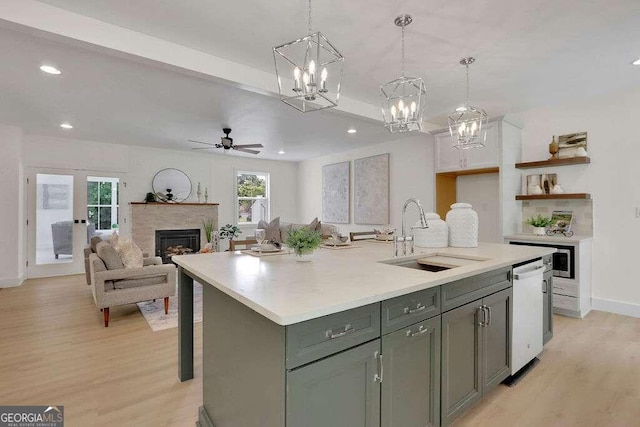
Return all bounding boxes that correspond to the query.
[448,57,488,149]
[380,14,426,133]
[272,0,344,113]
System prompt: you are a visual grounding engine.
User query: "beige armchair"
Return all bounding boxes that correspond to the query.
[89,252,176,327]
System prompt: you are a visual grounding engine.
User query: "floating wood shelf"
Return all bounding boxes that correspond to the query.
[515,157,590,169]
[515,193,591,201]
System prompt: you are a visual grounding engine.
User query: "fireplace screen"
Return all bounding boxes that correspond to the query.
[155,229,201,263]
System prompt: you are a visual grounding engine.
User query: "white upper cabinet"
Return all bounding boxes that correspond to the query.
[434,122,499,172]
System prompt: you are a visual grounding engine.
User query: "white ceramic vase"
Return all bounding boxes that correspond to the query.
[532,227,546,236]
[414,213,448,248]
[446,203,479,248]
[295,251,315,262]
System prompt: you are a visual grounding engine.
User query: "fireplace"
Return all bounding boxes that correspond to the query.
[155,229,201,264]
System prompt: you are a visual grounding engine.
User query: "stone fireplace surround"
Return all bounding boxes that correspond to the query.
[130,202,219,258]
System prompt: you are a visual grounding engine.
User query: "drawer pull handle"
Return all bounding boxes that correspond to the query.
[325,324,355,339]
[403,303,426,315]
[406,325,430,337]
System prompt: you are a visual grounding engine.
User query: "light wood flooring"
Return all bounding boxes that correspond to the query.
[1,275,639,426]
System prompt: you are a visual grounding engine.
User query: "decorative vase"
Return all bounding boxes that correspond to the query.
[548,135,559,159]
[446,203,479,248]
[550,184,564,194]
[414,213,448,248]
[295,250,315,262]
[532,227,546,236]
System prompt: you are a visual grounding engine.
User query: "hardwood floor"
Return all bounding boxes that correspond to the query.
[0,275,202,426]
[454,310,640,427]
[1,275,639,426]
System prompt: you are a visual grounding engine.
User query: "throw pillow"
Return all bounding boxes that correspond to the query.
[258,217,282,243]
[308,217,319,232]
[114,237,144,269]
[106,230,119,246]
[280,224,293,243]
[96,241,124,270]
[90,236,103,253]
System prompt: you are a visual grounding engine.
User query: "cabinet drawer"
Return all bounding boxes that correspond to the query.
[441,267,512,312]
[553,294,579,311]
[286,303,380,369]
[552,281,578,297]
[381,287,440,335]
[542,255,553,273]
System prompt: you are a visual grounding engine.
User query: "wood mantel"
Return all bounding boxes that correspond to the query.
[130,202,219,206]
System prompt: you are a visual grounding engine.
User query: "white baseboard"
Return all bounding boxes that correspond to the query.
[0,274,25,288]
[592,298,640,318]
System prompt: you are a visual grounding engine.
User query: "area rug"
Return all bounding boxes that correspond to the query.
[137,281,203,332]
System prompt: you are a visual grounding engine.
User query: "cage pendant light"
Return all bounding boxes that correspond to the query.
[272,0,344,113]
[380,14,426,133]
[448,57,488,149]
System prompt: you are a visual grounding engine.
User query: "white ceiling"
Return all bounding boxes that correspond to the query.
[0,25,413,161]
[37,0,640,121]
[1,1,639,161]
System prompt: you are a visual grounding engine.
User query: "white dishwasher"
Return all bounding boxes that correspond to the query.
[511,259,545,375]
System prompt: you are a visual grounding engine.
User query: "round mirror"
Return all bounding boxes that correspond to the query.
[152,168,192,202]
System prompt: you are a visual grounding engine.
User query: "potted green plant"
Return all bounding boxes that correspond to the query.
[220,224,242,241]
[525,214,552,235]
[285,227,322,262]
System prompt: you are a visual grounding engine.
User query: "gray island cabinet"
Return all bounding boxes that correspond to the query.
[173,242,554,427]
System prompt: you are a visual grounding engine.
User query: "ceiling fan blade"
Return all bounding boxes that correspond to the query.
[188,139,217,146]
[233,143,264,149]
[233,147,261,155]
[191,147,215,150]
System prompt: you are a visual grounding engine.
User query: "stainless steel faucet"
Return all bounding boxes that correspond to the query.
[394,198,429,257]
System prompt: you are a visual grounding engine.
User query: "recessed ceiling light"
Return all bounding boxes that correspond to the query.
[60,122,73,129]
[278,150,285,154]
[347,128,357,134]
[40,65,62,75]
[632,58,640,66]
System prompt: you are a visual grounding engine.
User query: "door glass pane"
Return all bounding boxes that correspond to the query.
[36,174,74,265]
[87,176,119,238]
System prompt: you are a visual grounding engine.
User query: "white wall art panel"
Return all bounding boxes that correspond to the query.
[354,153,389,225]
[322,161,350,224]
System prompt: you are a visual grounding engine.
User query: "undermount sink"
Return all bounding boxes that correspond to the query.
[380,253,488,272]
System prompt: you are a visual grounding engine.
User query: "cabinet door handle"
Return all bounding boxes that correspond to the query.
[403,303,426,315]
[325,324,355,339]
[406,325,430,337]
[542,279,548,293]
[374,351,384,383]
[476,306,486,327]
[485,306,492,327]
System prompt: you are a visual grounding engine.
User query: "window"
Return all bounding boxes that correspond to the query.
[236,171,269,225]
[87,177,119,231]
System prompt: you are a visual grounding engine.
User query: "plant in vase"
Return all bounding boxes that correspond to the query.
[525,215,552,235]
[220,224,242,241]
[202,218,217,252]
[285,227,322,262]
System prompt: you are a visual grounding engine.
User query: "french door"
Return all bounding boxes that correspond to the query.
[26,168,126,278]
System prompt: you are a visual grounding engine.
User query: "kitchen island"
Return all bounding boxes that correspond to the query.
[173,241,554,427]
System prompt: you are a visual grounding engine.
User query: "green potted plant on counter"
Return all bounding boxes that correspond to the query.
[285,227,322,262]
[220,224,241,240]
[525,214,552,235]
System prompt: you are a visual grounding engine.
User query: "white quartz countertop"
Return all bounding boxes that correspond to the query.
[172,242,554,326]
[504,233,592,244]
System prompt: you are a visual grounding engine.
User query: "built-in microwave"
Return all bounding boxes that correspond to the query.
[508,241,575,279]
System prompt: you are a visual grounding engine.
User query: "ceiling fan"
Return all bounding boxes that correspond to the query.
[189,128,263,155]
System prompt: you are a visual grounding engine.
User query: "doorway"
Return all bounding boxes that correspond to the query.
[26,168,126,278]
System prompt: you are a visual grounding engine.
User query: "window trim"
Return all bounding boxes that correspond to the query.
[234,170,270,226]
